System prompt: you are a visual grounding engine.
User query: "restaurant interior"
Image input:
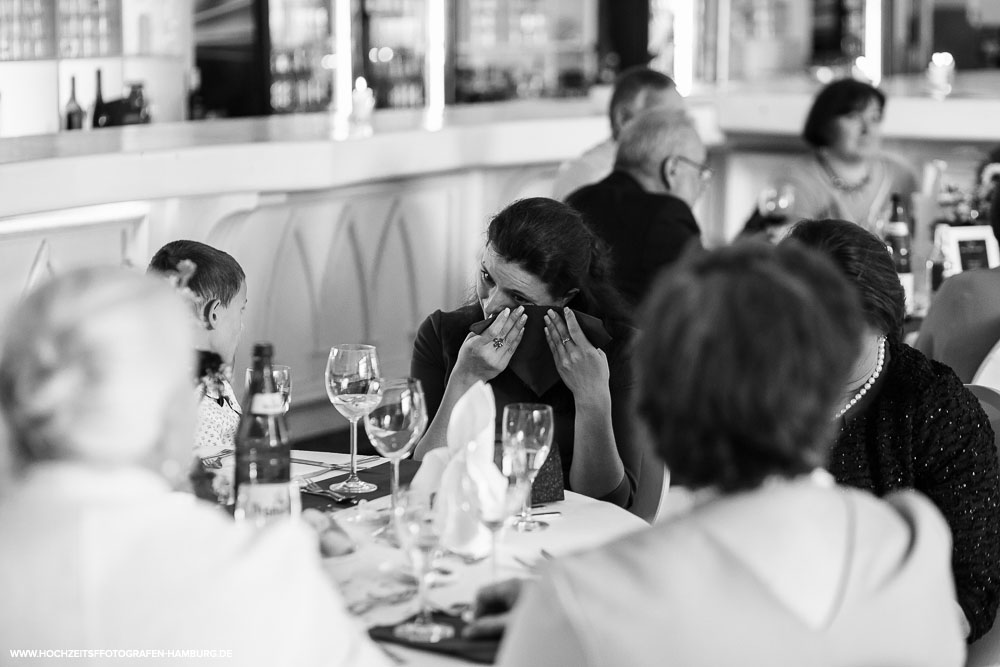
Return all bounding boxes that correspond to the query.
[2,0,1000,665]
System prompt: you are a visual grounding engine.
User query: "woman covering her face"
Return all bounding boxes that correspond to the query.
[411,197,651,513]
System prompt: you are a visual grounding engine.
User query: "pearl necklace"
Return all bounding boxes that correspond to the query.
[817,152,872,194]
[835,336,886,420]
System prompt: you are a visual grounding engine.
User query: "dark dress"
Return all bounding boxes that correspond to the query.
[411,304,640,508]
[830,340,1000,642]
[566,171,702,308]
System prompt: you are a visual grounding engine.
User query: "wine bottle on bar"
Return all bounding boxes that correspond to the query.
[92,68,109,128]
[65,76,84,130]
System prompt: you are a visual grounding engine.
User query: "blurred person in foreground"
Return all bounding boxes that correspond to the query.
[0,267,388,666]
[468,241,965,667]
[766,78,918,233]
[411,198,656,515]
[785,218,1000,641]
[566,109,706,308]
[552,66,684,201]
[148,240,247,501]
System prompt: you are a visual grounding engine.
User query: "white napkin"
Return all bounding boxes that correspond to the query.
[410,381,506,558]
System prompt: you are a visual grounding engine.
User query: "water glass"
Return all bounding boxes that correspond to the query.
[364,378,428,513]
[245,365,292,414]
[503,403,554,532]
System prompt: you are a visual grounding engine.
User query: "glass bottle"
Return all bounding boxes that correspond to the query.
[885,193,915,315]
[926,223,949,295]
[234,342,297,526]
[65,75,84,130]
[92,68,109,128]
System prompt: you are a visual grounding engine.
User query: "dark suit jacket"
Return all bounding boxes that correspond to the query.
[566,171,702,307]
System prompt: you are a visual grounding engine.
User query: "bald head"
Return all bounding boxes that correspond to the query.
[609,67,685,139]
[615,109,707,205]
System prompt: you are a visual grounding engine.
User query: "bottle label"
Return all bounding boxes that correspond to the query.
[250,392,284,415]
[234,481,301,528]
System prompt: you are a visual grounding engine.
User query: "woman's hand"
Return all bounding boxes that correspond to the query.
[453,306,527,383]
[462,578,524,639]
[544,308,610,402]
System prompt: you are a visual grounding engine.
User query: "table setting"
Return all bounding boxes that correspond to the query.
[290,379,647,666]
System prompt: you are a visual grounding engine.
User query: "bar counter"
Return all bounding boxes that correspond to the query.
[0,73,997,441]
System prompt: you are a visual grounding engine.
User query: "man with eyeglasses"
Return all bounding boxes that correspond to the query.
[566,109,708,309]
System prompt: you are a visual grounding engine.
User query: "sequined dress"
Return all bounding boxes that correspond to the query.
[830,339,1000,641]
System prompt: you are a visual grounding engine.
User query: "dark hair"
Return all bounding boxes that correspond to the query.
[635,241,863,493]
[147,240,246,306]
[609,66,675,121]
[487,198,626,322]
[783,219,904,344]
[802,78,886,148]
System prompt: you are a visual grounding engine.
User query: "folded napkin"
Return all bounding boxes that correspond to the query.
[470,305,612,396]
[369,612,500,664]
[410,381,507,558]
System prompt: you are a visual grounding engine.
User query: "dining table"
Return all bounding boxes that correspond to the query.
[291,450,649,666]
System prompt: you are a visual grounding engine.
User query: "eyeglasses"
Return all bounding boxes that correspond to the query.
[672,155,713,182]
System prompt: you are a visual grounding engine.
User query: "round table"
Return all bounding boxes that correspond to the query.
[295,451,648,666]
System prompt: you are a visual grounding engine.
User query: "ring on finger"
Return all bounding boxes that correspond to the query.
[492,336,505,350]
[561,338,571,345]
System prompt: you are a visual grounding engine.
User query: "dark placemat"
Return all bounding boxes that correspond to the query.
[301,458,420,511]
[370,613,500,664]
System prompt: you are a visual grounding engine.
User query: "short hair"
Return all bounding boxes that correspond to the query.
[635,241,863,493]
[609,66,677,137]
[802,78,886,148]
[148,240,245,306]
[0,267,194,468]
[783,219,905,344]
[614,109,700,175]
[487,197,626,322]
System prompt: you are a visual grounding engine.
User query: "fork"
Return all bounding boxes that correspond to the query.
[300,479,359,505]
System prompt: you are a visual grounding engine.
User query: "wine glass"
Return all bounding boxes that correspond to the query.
[478,462,530,583]
[245,365,292,414]
[325,344,381,494]
[363,378,428,513]
[503,403,554,532]
[393,489,455,643]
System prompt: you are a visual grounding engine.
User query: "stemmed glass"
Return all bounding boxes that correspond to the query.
[503,403,554,532]
[363,378,428,513]
[393,489,455,643]
[479,462,530,583]
[245,365,292,414]
[325,344,381,494]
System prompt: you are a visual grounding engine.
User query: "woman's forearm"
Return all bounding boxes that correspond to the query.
[568,393,625,500]
[413,371,477,459]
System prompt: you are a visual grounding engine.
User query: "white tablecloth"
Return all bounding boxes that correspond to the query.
[293,451,648,666]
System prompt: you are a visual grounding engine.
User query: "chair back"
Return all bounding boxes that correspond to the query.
[972,338,1000,393]
[964,383,1000,667]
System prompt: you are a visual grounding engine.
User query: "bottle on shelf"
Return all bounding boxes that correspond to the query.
[92,68,109,128]
[885,193,915,315]
[234,342,297,526]
[64,75,84,130]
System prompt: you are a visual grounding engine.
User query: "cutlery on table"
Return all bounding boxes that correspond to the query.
[291,455,382,473]
[300,479,360,505]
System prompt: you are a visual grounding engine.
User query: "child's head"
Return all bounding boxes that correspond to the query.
[148,240,247,364]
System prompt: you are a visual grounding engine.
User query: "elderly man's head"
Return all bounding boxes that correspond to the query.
[615,109,708,206]
[608,67,684,139]
[0,267,195,476]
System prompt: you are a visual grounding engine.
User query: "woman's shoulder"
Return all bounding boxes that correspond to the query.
[417,305,481,337]
[885,342,984,419]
